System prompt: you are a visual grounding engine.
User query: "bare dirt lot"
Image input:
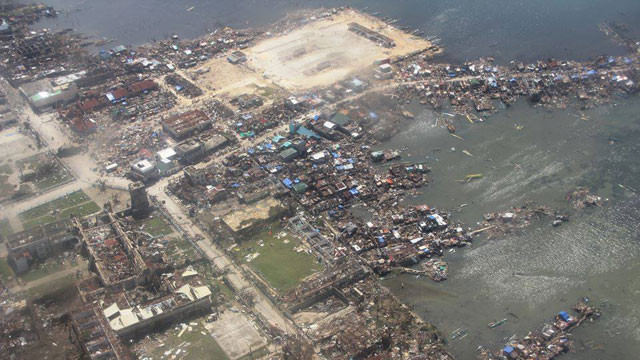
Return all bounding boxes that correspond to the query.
[188,57,280,101]
[243,9,431,91]
[204,310,267,359]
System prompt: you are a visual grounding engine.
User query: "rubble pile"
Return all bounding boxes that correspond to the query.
[286,274,454,360]
[422,258,448,282]
[165,73,203,98]
[478,203,569,238]
[566,187,603,209]
[478,300,600,360]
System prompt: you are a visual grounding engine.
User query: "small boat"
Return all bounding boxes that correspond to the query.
[402,110,415,119]
[446,124,456,133]
[464,174,483,181]
[488,318,508,328]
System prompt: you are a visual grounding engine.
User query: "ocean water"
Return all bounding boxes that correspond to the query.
[27,0,640,358]
[32,0,640,63]
[380,99,640,359]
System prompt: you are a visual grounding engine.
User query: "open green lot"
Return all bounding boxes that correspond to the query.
[19,191,90,221]
[0,164,15,199]
[16,153,73,191]
[136,215,174,237]
[233,223,322,294]
[19,190,101,229]
[0,219,13,238]
[0,174,13,198]
[19,260,66,283]
[0,257,15,281]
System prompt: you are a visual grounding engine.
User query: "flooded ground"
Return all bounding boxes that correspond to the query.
[379,99,640,359]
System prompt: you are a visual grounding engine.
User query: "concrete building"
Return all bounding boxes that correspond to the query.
[5,218,79,274]
[279,147,299,162]
[79,212,148,291]
[374,63,394,80]
[20,79,79,113]
[130,159,158,182]
[348,22,396,48]
[227,50,247,64]
[70,305,132,360]
[129,182,149,218]
[0,19,11,35]
[176,138,206,164]
[184,166,209,186]
[161,110,211,141]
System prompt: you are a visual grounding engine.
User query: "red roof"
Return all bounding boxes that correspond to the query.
[111,88,129,100]
[129,80,157,93]
[80,98,102,112]
[72,118,97,133]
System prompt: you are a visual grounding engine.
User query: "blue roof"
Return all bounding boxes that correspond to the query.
[503,346,514,354]
[282,178,293,188]
[296,126,321,139]
[349,188,359,195]
[558,311,571,321]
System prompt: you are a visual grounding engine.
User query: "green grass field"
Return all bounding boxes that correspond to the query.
[19,191,90,221]
[137,215,174,236]
[19,261,65,282]
[0,219,13,238]
[0,257,15,281]
[16,154,73,191]
[233,223,322,294]
[19,190,100,229]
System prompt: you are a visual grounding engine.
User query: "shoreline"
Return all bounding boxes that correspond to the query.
[1,2,637,359]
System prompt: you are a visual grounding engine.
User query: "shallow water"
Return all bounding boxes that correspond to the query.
[380,99,640,359]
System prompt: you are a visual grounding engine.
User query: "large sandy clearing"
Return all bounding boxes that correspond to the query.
[243,9,431,91]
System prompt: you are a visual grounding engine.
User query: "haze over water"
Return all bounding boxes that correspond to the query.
[31,0,640,358]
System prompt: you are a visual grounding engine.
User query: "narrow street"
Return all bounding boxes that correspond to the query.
[2,74,299,336]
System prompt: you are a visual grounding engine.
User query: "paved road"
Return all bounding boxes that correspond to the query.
[0,78,129,219]
[2,75,298,335]
[148,180,298,334]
